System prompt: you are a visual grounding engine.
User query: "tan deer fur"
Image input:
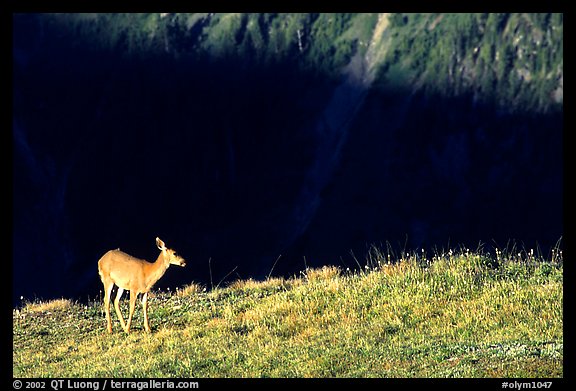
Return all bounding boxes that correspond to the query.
[97,237,186,333]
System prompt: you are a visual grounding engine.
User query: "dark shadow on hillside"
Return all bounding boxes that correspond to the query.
[279,88,563,275]
[12,14,562,304]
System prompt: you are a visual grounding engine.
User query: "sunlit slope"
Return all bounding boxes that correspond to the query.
[14,248,562,377]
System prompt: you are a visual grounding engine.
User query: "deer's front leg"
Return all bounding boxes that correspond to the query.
[142,293,151,333]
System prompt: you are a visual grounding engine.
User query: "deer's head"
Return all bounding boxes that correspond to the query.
[156,237,186,267]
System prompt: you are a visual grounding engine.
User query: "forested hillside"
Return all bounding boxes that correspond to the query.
[23,13,561,111]
[13,13,562,303]
[382,13,562,111]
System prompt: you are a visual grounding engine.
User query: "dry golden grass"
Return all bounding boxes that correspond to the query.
[175,282,204,297]
[13,247,563,378]
[23,298,73,313]
[304,265,341,281]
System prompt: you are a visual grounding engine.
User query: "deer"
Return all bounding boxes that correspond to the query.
[97,237,186,333]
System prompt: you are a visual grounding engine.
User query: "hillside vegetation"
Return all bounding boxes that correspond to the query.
[380,13,563,112]
[13,13,563,302]
[28,12,562,112]
[13,247,562,377]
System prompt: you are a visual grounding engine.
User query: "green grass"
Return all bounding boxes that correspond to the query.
[13,246,562,377]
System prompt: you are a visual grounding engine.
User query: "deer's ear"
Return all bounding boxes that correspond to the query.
[156,237,166,250]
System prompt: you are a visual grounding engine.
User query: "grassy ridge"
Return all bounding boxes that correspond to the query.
[13,248,562,377]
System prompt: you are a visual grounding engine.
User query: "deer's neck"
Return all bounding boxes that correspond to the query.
[144,252,171,291]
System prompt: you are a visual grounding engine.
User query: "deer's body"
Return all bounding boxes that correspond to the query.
[98,237,186,333]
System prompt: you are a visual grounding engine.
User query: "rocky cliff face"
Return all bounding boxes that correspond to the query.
[12,13,562,302]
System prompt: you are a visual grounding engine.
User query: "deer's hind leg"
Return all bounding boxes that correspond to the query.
[102,280,114,333]
[114,287,127,331]
[125,290,138,334]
